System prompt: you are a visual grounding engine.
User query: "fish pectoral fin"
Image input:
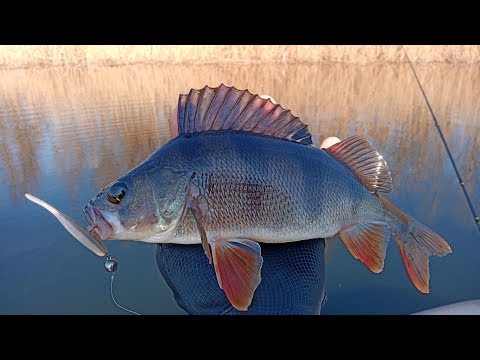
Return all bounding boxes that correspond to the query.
[339,221,390,273]
[211,238,263,311]
[189,196,212,264]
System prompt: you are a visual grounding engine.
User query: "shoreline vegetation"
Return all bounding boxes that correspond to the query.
[2,61,479,215]
[1,45,479,69]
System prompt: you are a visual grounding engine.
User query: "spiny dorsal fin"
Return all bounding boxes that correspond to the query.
[325,135,392,193]
[177,84,312,145]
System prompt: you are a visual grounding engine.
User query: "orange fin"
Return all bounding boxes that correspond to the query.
[177,84,312,145]
[325,136,392,193]
[211,238,263,311]
[396,240,430,293]
[339,221,390,273]
[379,194,452,293]
[394,223,451,294]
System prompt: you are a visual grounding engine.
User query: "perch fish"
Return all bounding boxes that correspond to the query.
[33,85,453,311]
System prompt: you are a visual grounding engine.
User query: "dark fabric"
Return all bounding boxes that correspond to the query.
[156,238,327,315]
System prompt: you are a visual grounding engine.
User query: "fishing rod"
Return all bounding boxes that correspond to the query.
[401,45,480,233]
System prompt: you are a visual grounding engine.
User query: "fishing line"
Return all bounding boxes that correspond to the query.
[401,45,480,233]
[24,193,143,314]
[105,255,141,315]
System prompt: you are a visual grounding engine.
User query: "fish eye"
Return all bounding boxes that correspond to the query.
[107,182,127,205]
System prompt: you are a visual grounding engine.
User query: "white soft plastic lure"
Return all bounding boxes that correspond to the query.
[25,193,107,256]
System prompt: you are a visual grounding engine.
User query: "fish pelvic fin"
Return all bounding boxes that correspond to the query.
[324,136,392,193]
[211,238,263,311]
[379,195,452,293]
[177,84,313,145]
[339,221,390,273]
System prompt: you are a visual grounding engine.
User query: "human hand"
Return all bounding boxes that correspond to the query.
[156,239,327,314]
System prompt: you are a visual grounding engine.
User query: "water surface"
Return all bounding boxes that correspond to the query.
[1,62,479,314]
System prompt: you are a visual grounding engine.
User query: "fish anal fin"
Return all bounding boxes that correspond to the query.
[211,238,263,311]
[325,136,392,193]
[339,221,390,273]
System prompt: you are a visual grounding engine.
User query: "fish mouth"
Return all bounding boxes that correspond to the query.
[83,203,113,240]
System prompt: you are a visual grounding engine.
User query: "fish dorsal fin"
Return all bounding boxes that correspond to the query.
[325,135,392,193]
[177,84,313,145]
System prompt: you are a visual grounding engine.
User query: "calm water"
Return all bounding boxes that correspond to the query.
[1,62,479,314]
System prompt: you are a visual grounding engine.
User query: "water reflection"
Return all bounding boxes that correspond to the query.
[0,62,479,314]
[1,63,478,222]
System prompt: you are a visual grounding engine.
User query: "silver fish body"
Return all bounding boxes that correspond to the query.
[153,132,385,245]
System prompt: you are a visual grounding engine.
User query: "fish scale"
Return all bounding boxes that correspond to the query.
[157,132,378,243]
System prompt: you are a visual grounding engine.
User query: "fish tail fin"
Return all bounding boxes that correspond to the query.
[379,195,452,293]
